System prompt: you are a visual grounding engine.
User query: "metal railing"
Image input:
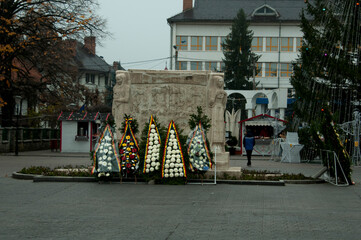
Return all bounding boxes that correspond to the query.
[320,150,349,186]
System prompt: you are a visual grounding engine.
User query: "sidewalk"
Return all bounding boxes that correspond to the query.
[0,150,90,177]
[1,150,90,158]
[1,150,360,184]
[230,154,361,184]
[230,155,323,177]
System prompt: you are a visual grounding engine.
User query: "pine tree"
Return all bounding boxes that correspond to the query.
[291,0,361,126]
[222,8,260,90]
[291,0,361,183]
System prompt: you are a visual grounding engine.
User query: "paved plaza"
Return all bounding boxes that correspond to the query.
[1,151,361,239]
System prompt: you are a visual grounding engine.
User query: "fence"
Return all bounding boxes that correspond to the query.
[0,127,60,153]
[320,149,349,186]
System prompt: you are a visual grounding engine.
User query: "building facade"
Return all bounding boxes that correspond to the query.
[168,0,307,94]
[73,36,112,104]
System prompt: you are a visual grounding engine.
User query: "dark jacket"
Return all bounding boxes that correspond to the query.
[243,132,255,151]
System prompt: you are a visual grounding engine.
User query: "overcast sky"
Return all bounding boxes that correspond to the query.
[96,0,183,70]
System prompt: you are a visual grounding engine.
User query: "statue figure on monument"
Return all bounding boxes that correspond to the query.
[112,71,130,122]
[208,75,227,152]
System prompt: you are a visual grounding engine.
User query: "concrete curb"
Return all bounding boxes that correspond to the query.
[282,179,326,184]
[188,179,285,186]
[33,176,96,182]
[12,172,324,185]
[219,179,285,186]
[12,172,41,180]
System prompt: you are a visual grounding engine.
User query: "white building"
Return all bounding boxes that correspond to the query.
[168,0,307,95]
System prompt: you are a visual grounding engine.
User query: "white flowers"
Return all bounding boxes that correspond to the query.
[94,126,119,177]
[163,123,185,178]
[144,119,161,174]
[187,124,211,172]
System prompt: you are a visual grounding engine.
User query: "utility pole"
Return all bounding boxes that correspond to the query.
[14,96,21,156]
[173,45,178,70]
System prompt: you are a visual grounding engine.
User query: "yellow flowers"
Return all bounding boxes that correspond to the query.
[0,44,15,53]
[126,136,131,140]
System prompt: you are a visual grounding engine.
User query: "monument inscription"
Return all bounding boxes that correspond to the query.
[112,70,227,160]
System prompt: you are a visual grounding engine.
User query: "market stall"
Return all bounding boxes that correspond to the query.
[57,112,111,153]
[239,114,287,156]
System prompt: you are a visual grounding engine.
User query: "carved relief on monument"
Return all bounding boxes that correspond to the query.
[112,70,225,152]
[207,73,227,153]
[112,71,130,124]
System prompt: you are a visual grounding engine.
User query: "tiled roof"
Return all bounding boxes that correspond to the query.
[75,43,110,73]
[168,0,310,23]
[57,112,111,122]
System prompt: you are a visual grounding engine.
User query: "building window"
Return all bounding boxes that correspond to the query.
[105,76,109,86]
[265,63,277,77]
[178,61,187,70]
[86,73,95,84]
[280,63,293,77]
[253,5,279,17]
[221,36,227,50]
[296,37,302,50]
[206,37,218,51]
[176,36,188,50]
[205,62,218,71]
[266,37,278,52]
[220,62,225,72]
[77,122,88,136]
[281,37,293,52]
[256,63,263,77]
[252,37,263,52]
[191,36,203,50]
[191,61,202,70]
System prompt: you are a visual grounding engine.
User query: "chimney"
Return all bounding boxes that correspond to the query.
[84,36,96,55]
[183,0,193,12]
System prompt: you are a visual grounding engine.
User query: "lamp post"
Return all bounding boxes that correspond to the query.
[173,45,178,70]
[14,95,21,156]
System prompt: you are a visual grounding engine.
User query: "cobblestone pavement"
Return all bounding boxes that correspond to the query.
[230,155,325,177]
[0,150,331,178]
[0,150,90,177]
[1,150,361,239]
[1,177,361,239]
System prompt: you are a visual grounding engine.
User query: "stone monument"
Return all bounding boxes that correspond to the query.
[112,70,239,172]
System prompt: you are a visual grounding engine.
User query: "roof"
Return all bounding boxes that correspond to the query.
[57,112,111,122]
[75,42,110,73]
[239,114,287,124]
[168,0,310,24]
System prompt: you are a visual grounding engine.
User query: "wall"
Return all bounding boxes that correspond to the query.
[61,121,91,153]
[0,128,59,153]
[112,70,228,155]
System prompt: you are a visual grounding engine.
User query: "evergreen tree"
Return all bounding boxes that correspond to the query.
[222,8,260,90]
[291,0,361,183]
[291,0,361,126]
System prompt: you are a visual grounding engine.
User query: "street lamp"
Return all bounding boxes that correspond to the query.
[173,45,178,70]
[14,95,21,156]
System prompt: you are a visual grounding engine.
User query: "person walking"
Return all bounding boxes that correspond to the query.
[243,131,255,166]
